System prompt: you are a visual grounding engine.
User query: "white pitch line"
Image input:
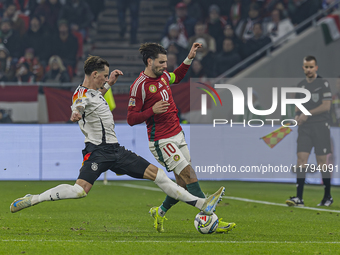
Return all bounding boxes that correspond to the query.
[224,196,340,213]
[111,182,162,192]
[1,240,340,244]
[113,183,340,213]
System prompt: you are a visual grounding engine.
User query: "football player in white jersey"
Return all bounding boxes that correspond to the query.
[10,56,225,221]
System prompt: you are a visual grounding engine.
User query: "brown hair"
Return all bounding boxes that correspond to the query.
[139,43,167,66]
[84,55,109,75]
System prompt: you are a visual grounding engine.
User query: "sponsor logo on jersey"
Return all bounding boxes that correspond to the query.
[129,98,136,106]
[158,82,163,88]
[173,154,180,161]
[75,99,82,104]
[161,77,167,86]
[312,93,319,102]
[149,84,157,93]
[91,162,98,171]
[91,93,95,97]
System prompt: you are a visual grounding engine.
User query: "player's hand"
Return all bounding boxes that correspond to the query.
[70,110,82,122]
[152,100,170,114]
[296,113,308,125]
[187,43,202,59]
[108,69,124,86]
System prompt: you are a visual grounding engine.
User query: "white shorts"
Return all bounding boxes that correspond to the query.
[149,131,191,173]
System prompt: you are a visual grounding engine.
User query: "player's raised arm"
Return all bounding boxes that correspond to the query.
[188,42,202,59]
[169,42,202,85]
[99,69,123,96]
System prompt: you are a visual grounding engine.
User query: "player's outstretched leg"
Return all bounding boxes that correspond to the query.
[150,168,224,214]
[10,183,87,213]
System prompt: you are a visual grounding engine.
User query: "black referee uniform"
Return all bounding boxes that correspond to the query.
[293,75,333,206]
[296,75,332,155]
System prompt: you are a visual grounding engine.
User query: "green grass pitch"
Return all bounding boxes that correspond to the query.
[1,180,340,254]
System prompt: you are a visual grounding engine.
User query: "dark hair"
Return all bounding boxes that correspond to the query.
[139,43,167,66]
[84,55,109,75]
[304,56,317,64]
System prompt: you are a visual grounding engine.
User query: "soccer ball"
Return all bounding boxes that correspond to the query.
[194,212,219,234]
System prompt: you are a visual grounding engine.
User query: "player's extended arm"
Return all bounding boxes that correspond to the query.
[296,100,331,125]
[169,42,202,85]
[127,100,170,126]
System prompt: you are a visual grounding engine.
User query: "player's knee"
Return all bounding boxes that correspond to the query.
[143,164,159,181]
[152,168,168,184]
[75,180,91,195]
[297,155,308,166]
[173,159,190,175]
[316,155,327,165]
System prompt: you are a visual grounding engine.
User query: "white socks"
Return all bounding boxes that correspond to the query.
[29,170,205,211]
[153,168,204,209]
[31,184,87,205]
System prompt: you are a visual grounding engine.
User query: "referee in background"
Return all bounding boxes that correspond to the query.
[286,56,333,207]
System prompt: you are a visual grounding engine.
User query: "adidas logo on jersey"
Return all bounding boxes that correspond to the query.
[158,82,163,89]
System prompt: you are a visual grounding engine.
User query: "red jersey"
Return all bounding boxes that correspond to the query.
[127,63,190,141]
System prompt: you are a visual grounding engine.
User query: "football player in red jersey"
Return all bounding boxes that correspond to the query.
[10,55,226,220]
[127,42,236,233]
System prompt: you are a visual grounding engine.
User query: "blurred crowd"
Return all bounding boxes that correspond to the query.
[0,0,334,83]
[0,0,104,83]
[161,0,334,79]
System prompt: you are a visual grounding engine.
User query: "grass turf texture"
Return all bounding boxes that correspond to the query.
[1,180,340,254]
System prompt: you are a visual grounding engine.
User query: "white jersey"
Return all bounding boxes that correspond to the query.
[71,85,118,145]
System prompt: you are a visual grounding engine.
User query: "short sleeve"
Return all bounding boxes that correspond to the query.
[322,79,332,100]
[128,80,145,112]
[71,87,89,111]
